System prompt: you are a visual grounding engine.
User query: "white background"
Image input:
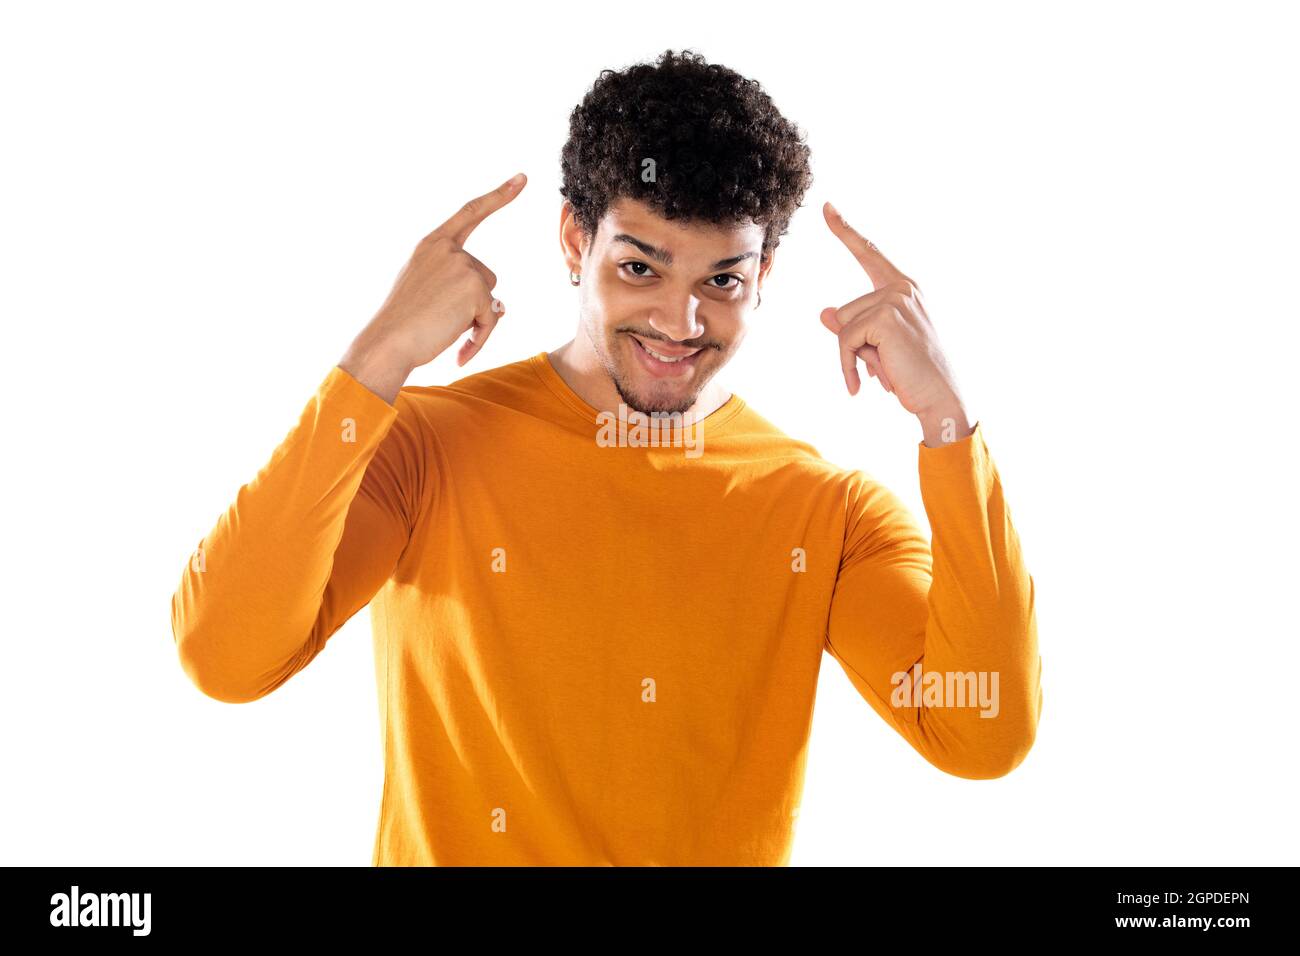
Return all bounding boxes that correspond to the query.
[2,0,1296,865]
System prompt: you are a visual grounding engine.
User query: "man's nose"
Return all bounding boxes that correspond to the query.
[647,295,704,342]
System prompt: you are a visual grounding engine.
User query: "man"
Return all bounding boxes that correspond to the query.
[170,49,1042,866]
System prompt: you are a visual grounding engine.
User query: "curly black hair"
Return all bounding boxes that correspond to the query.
[560,49,813,262]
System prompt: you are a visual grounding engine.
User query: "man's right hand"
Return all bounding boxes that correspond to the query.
[340,172,527,402]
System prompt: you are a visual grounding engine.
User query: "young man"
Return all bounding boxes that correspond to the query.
[171,49,1042,866]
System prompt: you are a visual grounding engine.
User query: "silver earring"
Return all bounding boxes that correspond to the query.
[756,289,762,308]
[569,271,581,286]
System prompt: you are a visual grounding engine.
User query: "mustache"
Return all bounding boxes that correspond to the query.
[616,327,721,351]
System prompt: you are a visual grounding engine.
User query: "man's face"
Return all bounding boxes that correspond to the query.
[565,197,771,416]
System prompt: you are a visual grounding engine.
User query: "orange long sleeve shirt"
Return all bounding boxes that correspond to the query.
[170,352,1042,866]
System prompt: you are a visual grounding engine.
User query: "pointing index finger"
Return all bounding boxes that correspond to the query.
[823,201,906,290]
[435,173,527,247]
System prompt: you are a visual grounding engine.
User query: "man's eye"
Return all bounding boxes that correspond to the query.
[619,262,742,291]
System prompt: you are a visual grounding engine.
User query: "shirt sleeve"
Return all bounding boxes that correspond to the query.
[169,364,428,703]
[823,422,1042,779]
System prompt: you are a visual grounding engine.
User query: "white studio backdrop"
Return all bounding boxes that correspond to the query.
[1,0,1296,865]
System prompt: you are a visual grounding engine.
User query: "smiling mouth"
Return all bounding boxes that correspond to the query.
[629,333,703,364]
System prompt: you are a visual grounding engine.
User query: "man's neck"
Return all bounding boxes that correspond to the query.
[546,338,731,420]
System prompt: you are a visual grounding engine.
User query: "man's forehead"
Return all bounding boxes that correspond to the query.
[598,197,763,254]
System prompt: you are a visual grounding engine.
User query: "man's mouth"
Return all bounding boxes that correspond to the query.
[628,334,704,377]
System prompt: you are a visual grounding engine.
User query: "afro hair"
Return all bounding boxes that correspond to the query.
[560,49,813,262]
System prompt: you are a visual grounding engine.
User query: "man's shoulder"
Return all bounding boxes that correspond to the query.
[725,401,837,470]
[721,402,887,512]
[400,351,539,397]
[731,401,909,503]
[394,351,547,414]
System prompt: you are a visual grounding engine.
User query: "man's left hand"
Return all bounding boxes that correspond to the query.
[819,201,974,445]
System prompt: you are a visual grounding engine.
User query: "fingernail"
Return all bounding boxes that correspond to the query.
[826,202,840,219]
[507,172,525,187]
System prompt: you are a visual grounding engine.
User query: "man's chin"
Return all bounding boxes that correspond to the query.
[612,373,700,417]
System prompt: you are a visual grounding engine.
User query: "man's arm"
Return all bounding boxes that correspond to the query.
[169,174,529,703]
[169,362,427,703]
[824,422,1042,779]
[813,198,1040,777]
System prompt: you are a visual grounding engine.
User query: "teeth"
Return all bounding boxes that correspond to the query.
[642,342,690,363]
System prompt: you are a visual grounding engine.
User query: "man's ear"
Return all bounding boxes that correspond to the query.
[757,246,777,288]
[559,201,589,273]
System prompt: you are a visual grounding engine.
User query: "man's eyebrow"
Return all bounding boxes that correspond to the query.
[612,233,757,270]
